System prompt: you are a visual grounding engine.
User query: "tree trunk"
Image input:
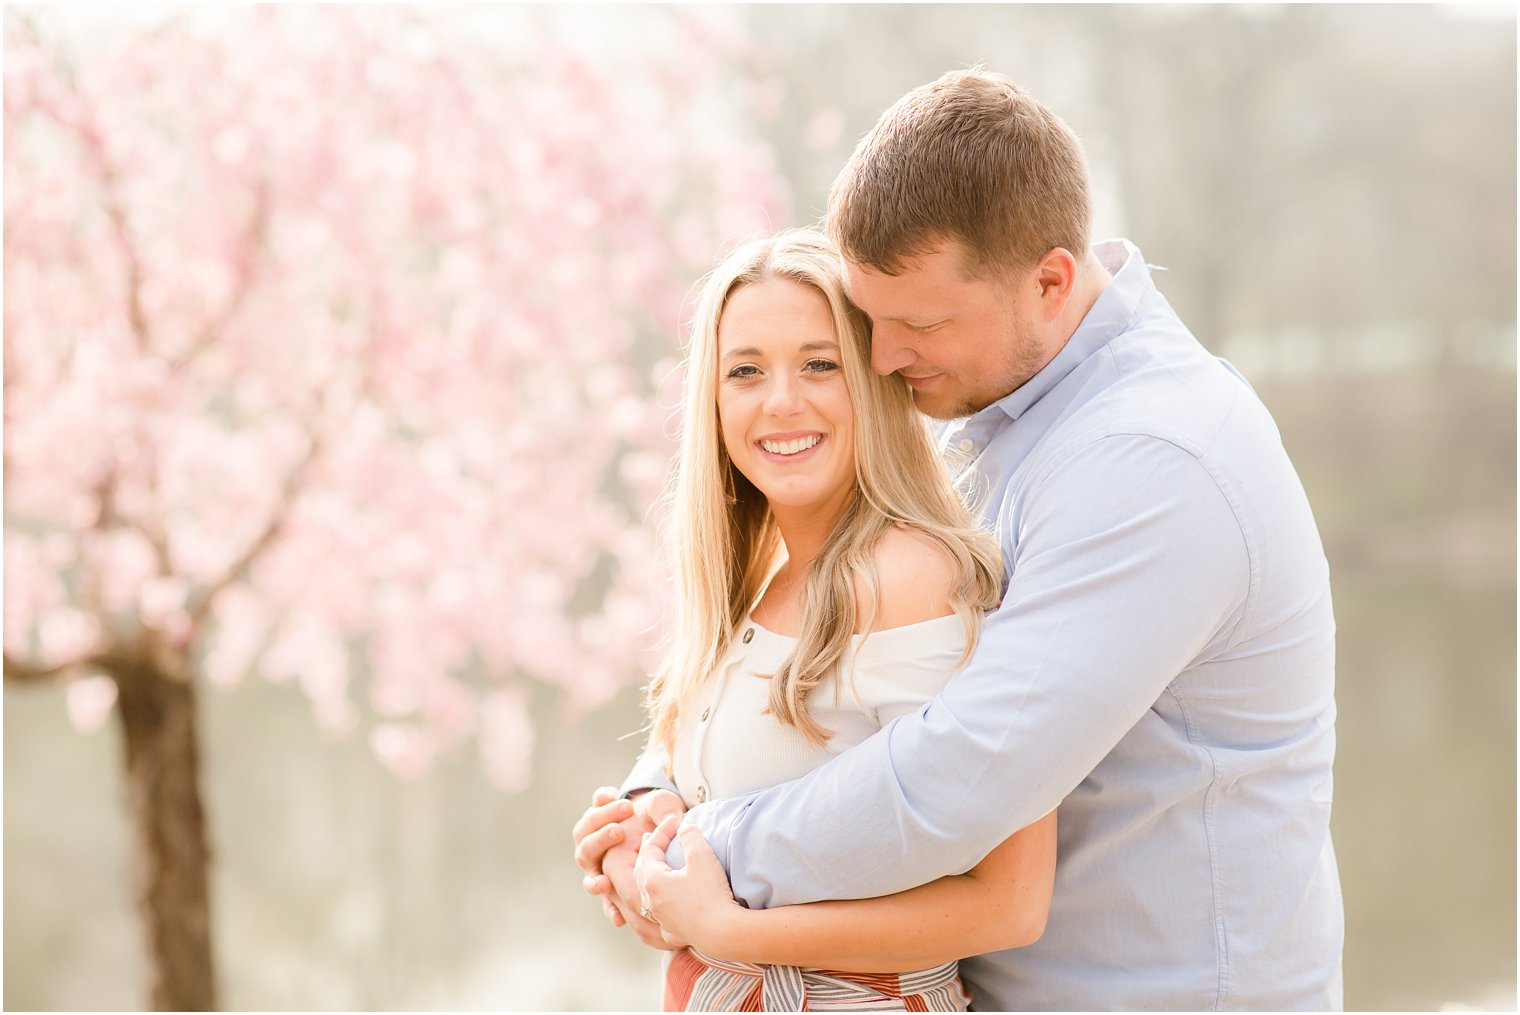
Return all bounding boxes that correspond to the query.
[111,646,218,1011]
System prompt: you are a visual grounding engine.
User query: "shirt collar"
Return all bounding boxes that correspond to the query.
[984,238,1154,423]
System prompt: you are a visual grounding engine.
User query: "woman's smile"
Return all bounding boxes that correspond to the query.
[757,432,825,460]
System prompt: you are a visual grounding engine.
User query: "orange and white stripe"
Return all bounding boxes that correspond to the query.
[663,947,969,1012]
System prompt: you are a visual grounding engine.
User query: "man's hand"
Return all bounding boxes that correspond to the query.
[573,786,689,948]
[574,786,643,929]
[574,787,632,905]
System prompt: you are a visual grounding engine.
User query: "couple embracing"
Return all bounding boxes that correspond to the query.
[573,70,1343,1013]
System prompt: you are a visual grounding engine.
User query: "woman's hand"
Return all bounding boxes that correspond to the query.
[636,788,687,827]
[635,814,747,954]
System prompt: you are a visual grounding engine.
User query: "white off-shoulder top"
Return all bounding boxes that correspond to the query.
[671,605,968,810]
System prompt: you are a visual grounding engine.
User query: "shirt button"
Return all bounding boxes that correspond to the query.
[958,439,975,453]
[742,628,755,644]
[700,706,711,722]
[696,784,708,802]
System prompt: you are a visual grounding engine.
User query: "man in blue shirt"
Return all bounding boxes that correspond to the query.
[575,69,1343,1010]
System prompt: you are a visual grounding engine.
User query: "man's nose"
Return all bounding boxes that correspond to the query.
[871,323,916,376]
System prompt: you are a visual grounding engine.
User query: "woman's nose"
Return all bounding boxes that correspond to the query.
[762,374,804,415]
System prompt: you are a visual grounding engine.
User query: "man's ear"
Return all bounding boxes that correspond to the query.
[1034,247,1078,321]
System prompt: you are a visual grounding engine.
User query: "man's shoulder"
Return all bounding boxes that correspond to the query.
[1001,327,1325,592]
[1042,334,1281,483]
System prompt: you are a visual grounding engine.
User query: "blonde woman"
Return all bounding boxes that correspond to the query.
[622,229,1056,1011]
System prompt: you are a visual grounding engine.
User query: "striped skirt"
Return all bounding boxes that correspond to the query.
[663,947,969,1012]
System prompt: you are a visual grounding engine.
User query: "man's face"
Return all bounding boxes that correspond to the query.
[843,241,1052,420]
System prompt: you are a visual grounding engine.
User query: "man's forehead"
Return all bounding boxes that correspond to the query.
[846,236,977,277]
[842,246,968,316]
[840,255,922,295]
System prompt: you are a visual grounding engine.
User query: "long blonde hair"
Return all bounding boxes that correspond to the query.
[645,228,1002,758]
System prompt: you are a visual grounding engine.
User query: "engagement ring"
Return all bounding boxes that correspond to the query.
[639,906,652,920]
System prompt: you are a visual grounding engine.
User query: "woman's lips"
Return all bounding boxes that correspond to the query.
[755,432,825,461]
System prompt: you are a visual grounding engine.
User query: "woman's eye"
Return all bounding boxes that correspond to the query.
[805,359,840,374]
[726,364,759,380]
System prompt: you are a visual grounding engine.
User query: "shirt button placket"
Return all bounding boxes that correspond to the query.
[693,624,755,808]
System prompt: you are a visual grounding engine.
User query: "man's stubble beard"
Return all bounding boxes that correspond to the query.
[914,322,1051,421]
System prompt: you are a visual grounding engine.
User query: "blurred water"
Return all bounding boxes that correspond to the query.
[1259,368,1516,1012]
[5,675,663,1011]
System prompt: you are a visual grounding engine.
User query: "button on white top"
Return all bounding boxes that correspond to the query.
[671,612,967,810]
[958,438,975,453]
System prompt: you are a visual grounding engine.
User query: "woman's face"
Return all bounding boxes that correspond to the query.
[716,278,856,519]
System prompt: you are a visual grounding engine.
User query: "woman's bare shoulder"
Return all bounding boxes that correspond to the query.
[856,525,959,632]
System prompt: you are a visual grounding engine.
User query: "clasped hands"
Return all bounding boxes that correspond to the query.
[572,786,742,952]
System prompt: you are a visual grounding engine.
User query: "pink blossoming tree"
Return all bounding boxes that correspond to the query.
[4,7,788,1007]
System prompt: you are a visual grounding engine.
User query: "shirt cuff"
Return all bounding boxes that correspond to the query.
[683,797,743,886]
[618,750,677,799]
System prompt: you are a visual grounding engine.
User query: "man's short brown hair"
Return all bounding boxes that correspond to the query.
[827,69,1091,279]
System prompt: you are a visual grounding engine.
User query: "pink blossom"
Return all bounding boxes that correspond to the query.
[65,675,119,734]
[4,6,790,789]
[478,686,534,793]
[803,107,848,152]
[369,723,436,781]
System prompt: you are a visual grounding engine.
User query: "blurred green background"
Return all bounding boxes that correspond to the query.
[5,5,1515,1011]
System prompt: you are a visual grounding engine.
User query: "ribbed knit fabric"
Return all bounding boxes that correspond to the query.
[672,611,966,809]
[666,605,971,1011]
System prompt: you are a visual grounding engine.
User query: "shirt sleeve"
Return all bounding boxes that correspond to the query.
[685,434,1251,909]
[617,744,678,799]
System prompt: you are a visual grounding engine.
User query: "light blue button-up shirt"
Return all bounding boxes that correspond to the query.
[625,239,1343,1011]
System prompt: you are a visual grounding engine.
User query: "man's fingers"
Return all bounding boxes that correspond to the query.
[576,787,645,935]
[574,820,627,875]
[572,796,633,847]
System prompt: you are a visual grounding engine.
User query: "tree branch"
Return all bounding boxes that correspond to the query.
[183,298,381,631]
[170,175,272,374]
[3,652,99,684]
[22,17,156,355]
[186,430,324,630]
